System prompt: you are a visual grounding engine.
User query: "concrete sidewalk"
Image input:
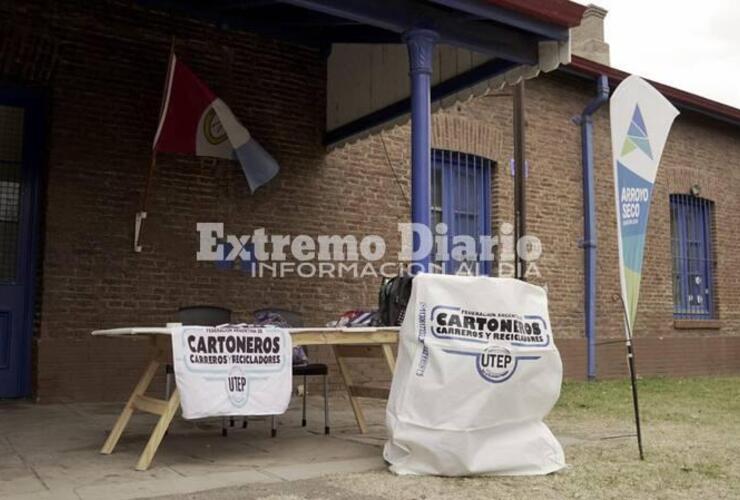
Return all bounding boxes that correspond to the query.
[0,395,388,500]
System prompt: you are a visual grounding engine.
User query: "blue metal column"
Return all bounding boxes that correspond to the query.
[579,75,609,380]
[404,29,438,273]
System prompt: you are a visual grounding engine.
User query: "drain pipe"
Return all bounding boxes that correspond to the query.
[578,75,609,380]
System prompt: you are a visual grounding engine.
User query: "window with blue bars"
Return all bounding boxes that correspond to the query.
[430,149,492,275]
[670,194,716,319]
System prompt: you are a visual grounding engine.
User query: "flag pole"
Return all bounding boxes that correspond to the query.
[615,293,645,460]
[135,36,175,252]
[134,153,156,252]
[141,153,157,212]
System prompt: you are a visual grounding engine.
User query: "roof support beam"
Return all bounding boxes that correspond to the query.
[278,0,539,64]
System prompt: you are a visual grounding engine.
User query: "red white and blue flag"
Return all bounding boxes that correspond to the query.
[153,54,279,192]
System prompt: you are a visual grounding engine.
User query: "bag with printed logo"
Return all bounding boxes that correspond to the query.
[172,324,292,419]
[384,273,565,476]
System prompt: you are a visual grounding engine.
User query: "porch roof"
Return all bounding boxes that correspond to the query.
[139,1,584,54]
[138,0,586,145]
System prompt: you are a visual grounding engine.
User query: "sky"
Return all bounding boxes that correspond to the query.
[573,0,740,108]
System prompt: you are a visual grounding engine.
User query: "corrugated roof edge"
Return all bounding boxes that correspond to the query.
[486,0,587,28]
[565,55,740,128]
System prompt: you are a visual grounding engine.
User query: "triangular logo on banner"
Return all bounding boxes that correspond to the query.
[621,105,653,159]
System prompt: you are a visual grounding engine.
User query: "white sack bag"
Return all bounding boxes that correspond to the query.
[384,274,565,476]
[172,324,292,419]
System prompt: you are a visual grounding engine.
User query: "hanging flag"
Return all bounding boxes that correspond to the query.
[153,54,280,192]
[611,75,679,331]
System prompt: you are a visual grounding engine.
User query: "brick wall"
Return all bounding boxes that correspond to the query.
[9,0,403,401]
[445,71,740,379]
[4,1,739,402]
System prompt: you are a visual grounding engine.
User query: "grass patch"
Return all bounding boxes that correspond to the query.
[554,376,740,425]
[177,376,740,500]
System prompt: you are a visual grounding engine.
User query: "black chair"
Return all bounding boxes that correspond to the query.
[177,305,231,327]
[173,306,235,436]
[292,361,329,436]
[253,308,330,436]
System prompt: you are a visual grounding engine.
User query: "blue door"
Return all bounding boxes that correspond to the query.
[0,88,43,398]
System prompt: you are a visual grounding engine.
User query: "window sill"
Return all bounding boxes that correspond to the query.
[674,319,721,330]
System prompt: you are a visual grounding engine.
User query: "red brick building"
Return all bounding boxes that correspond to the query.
[1,1,738,402]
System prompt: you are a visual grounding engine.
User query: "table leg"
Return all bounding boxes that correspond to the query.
[100,359,160,455]
[332,345,368,434]
[135,388,180,471]
[382,344,396,374]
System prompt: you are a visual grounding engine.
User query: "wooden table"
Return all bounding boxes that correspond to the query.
[91,326,398,471]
